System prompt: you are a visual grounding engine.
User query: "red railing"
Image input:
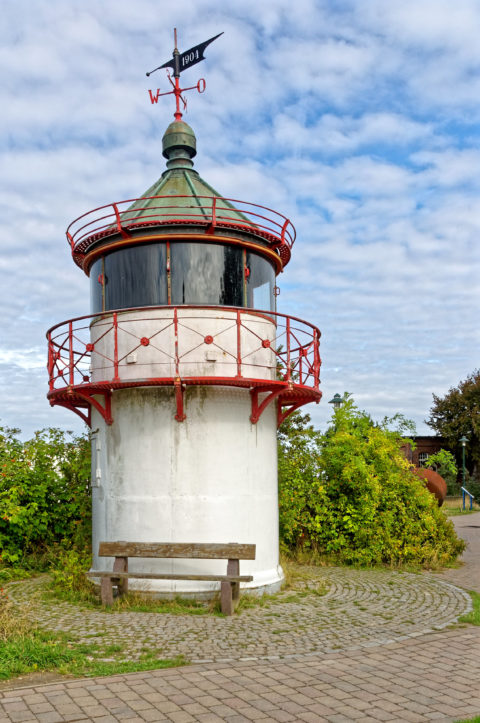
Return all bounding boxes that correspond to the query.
[47,306,320,394]
[66,195,296,260]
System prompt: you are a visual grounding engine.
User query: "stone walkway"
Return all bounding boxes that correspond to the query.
[431,512,480,593]
[6,568,470,663]
[1,512,480,722]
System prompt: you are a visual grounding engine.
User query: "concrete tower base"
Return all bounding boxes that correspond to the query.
[91,386,284,597]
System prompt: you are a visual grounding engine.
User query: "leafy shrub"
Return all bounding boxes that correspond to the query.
[49,548,92,593]
[0,425,91,564]
[278,400,464,566]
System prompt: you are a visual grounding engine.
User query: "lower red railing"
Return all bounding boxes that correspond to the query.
[47,306,321,427]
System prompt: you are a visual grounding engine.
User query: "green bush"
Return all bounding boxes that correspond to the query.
[0,425,91,564]
[278,400,464,566]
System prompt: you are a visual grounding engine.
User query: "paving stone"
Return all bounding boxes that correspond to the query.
[6,564,471,665]
[0,512,479,722]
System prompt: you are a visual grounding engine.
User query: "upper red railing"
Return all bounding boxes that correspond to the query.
[46,306,321,427]
[67,195,296,267]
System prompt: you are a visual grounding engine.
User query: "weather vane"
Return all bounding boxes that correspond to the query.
[146,29,223,121]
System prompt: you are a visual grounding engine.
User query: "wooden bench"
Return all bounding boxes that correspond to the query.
[87,541,256,615]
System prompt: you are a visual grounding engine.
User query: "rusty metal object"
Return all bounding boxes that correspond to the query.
[414,467,447,506]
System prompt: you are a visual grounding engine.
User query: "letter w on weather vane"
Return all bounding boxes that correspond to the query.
[146,29,223,120]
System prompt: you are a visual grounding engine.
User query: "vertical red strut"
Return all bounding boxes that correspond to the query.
[47,333,54,392]
[68,322,74,386]
[285,316,291,381]
[314,329,320,389]
[236,309,242,377]
[113,313,119,381]
[173,307,186,421]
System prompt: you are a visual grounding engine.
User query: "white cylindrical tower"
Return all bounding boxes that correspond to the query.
[47,117,321,597]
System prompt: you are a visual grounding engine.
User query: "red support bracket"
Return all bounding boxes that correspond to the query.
[50,400,91,427]
[250,385,286,425]
[277,400,308,427]
[68,389,113,426]
[174,378,186,422]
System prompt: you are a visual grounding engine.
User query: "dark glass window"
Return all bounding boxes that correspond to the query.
[170,243,243,306]
[246,251,275,311]
[101,245,167,312]
[90,258,104,313]
[89,241,276,313]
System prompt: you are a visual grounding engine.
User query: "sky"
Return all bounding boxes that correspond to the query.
[1,0,479,439]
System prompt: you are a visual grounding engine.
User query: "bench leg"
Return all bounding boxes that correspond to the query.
[113,556,128,596]
[101,577,114,606]
[220,581,233,616]
[221,558,240,615]
[228,558,240,610]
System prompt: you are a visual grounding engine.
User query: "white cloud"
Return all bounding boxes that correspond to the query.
[0,0,479,438]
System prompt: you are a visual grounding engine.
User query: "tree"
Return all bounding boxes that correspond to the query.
[426,370,480,478]
[425,449,458,495]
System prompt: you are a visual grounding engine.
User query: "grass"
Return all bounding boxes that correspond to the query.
[47,582,224,615]
[0,583,185,682]
[455,718,480,722]
[0,629,186,680]
[0,567,33,583]
[443,496,479,516]
[458,591,480,626]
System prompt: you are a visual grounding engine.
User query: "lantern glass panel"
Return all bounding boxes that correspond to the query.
[170,242,243,306]
[246,252,275,311]
[90,244,168,312]
[90,258,104,313]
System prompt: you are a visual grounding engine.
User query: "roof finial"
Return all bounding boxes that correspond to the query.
[146,29,223,121]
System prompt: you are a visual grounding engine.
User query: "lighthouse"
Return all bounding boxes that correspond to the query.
[47,33,321,597]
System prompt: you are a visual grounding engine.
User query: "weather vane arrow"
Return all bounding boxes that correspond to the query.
[146,29,223,121]
[147,30,223,78]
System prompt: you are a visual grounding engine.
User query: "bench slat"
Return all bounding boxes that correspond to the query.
[87,571,253,582]
[98,542,256,560]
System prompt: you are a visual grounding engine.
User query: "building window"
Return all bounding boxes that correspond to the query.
[418,452,429,467]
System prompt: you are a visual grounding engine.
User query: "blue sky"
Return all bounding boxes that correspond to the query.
[1,0,479,438]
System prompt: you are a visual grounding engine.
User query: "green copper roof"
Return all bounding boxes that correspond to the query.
[122,120,248,225]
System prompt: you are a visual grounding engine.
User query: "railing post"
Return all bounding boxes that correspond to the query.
[113,313,119,381]
[211,197,217,229]
[47,333,54,391]
[113,203,130,239]
[313,329,320,390]
[236,309,242,377]
[280,218,289,246]
[68,322,74,387]
[174,308,180,377]
[113,203,122,234]
[285,317,291,381]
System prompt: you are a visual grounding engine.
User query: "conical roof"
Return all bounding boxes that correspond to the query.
[121,120,250,225]
[70,119,294,271]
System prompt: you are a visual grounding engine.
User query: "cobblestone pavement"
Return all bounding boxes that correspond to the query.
[2,516,480,722]
[1,627,480,722]
[6,568,470,663]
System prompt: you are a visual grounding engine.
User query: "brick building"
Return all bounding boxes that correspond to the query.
[401,436,446,467]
